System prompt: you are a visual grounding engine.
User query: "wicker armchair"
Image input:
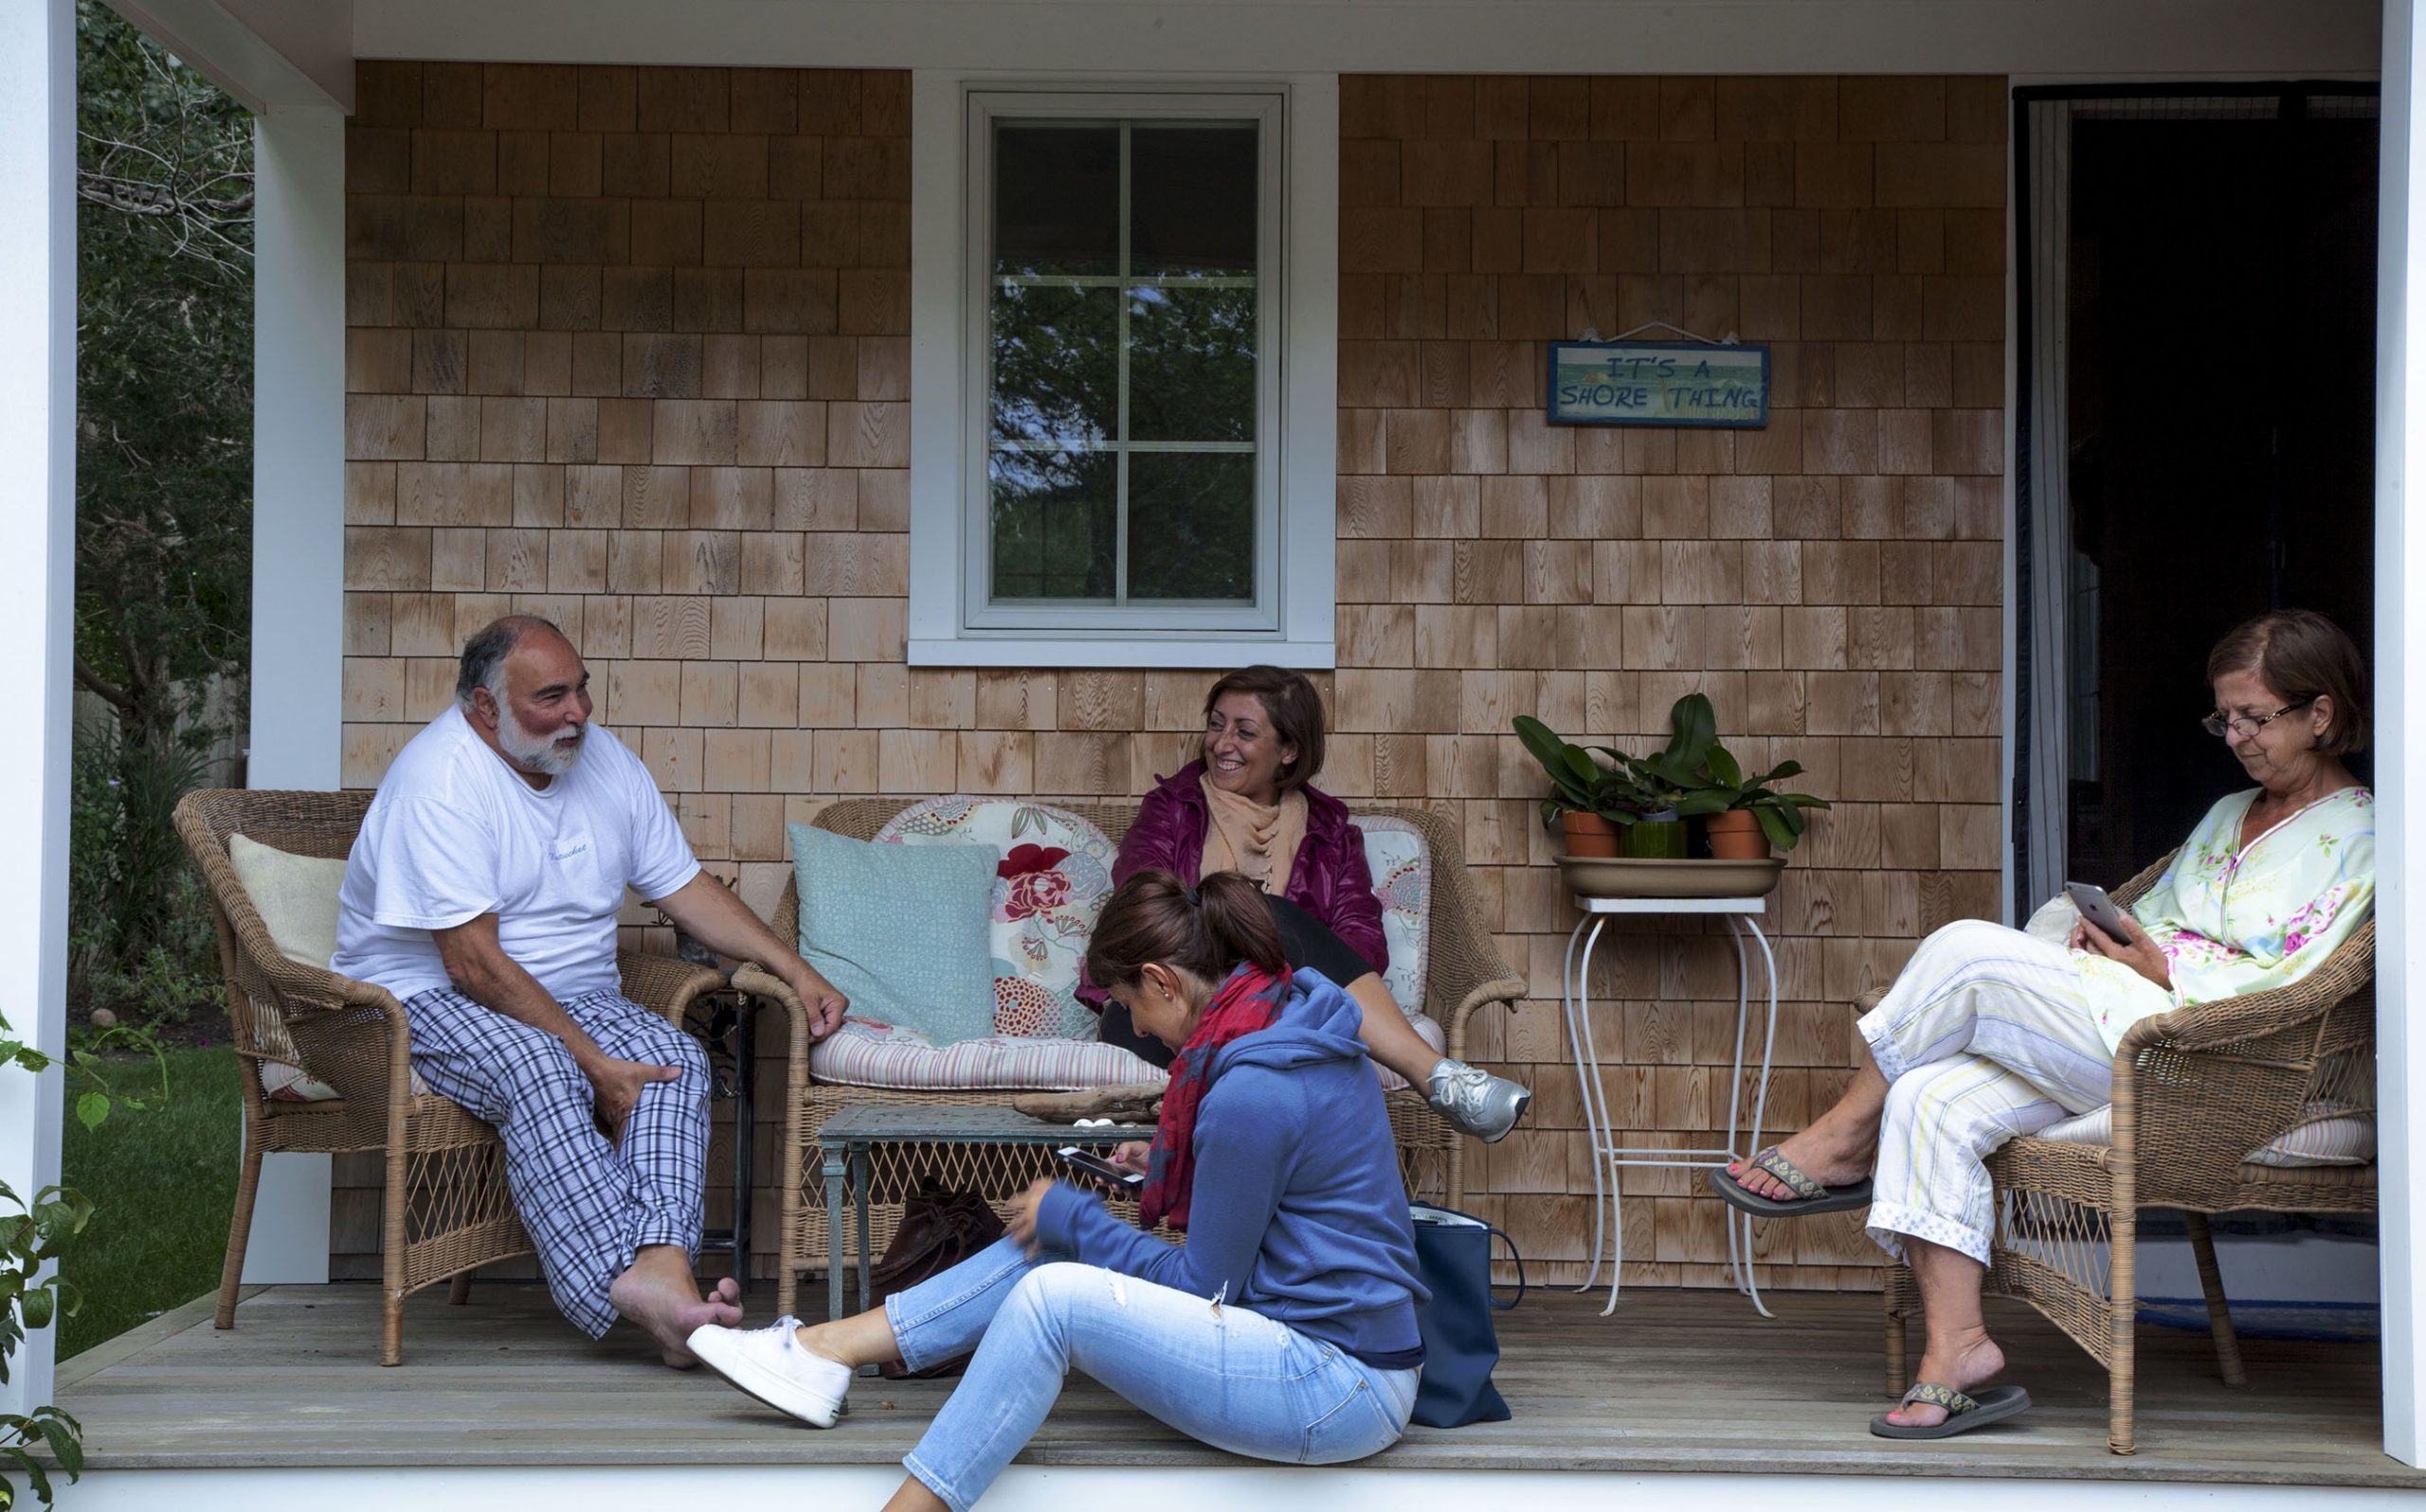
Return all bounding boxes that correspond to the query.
[1882,851,2377,1453]
[741,799,1529,1319]
[172,789,724,1365]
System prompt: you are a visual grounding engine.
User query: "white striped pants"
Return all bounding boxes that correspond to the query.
[1857,919,2115,1266]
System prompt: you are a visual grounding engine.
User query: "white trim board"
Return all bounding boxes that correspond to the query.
[350,0,2381,77]
[52,1465,2426,1511]
[2376,0,2426,1468]
[0,0,77,1424]
[107,0,350,112]
[235,101,347,1286]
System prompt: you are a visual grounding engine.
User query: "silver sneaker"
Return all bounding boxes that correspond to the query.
[1425,1058,1531,1143]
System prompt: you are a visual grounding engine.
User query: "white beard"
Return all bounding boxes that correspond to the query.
[498,702,584,777]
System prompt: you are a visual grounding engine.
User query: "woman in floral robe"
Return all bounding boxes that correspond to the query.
[1712,608,2373,1438]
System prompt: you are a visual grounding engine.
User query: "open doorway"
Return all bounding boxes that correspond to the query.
[2016,87,2380,895]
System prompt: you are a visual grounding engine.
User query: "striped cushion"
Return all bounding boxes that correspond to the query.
[809,1017,1165,1090]
[809,1009,1447,1093]
[2037,1100,2375,1168]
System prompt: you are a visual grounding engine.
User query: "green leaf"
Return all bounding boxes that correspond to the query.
[1675,790,1732,818]
[34,1414,80,1482]
[1511,715,1569,775]
[1705,743,1742,790]
[1663,693,1717,768]
[16,1292,48,1333]
[1756,805,1797,851]
[73,1094,107,1133]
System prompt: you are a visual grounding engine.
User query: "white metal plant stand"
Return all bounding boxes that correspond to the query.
[1561,893,1781,1318]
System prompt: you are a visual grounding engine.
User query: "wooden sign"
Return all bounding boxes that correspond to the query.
[1547,340,1771,428]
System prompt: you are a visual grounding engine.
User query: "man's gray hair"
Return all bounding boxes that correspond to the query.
[455,615,568,708]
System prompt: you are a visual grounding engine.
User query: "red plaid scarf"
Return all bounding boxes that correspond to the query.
[1139,962,1292,1232]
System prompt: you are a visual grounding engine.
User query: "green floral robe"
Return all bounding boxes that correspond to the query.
[2031,786,2375,1052]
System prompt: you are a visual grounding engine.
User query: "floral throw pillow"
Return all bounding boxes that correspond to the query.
[874,797,1117,1038]
[1351,815,1432,1016]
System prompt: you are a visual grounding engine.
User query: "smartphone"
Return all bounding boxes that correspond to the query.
[1057,1145,1145,1189]
[2065,880,2134,941]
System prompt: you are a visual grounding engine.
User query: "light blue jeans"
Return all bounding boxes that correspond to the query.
[887,1236,1420,1510]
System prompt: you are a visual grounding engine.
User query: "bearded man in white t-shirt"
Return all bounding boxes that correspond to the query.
[332,615,847,1366]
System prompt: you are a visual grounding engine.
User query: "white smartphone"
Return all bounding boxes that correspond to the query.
[1057,1145,1145,1190]
[2065,880,2134,941]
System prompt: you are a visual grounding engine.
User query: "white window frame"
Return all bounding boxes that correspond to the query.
[910,73,1337,669]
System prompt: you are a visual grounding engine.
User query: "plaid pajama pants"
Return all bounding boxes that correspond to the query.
[405,985,710,1338]
[1856,919,2118,1267]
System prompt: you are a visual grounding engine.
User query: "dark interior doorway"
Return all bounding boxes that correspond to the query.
[2058,94,2378,887]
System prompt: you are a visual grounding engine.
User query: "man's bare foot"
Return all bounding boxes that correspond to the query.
[608,1252,743,1368]
[1888,1331,2005,1430]
[1727,1124,1871,1201]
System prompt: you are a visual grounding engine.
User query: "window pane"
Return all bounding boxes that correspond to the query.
[989,281,1117,449]
[1129,452,1255,602]
[1131,124,1258,278]
[1129,284,1255,443]
[993,123,1119,277]
[991,450,1115,602]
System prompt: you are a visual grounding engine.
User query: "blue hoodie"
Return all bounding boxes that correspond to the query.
[1035,969,1428,1369]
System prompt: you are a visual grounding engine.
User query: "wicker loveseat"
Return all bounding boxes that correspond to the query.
[173,789,725,1364]
[1881,851,2378,1453]
[737,798,1528,1319]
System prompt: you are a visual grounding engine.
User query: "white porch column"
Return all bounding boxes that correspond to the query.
[239,100,347,1283]
[0,0,78,1417]
[2381,0,2426,1468]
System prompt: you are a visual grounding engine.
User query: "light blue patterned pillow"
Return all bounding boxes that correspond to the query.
[788,823,998,1046]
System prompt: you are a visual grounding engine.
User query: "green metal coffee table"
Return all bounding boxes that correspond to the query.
[816,1103,1158,1322]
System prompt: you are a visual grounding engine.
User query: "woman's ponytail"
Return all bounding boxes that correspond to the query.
[1086,869,1286,992]
[1194,872,1286,977]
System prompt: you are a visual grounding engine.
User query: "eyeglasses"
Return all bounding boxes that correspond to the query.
[2200,697,2315,739]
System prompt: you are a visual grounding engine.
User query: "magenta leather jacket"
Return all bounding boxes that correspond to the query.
[1113,759,1389,977]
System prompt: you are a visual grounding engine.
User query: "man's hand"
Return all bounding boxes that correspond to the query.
[652,872,851,1039]
[2074,911,2172,991]
[583,1052,681,1142]
[786,961,850,1041]
[1005,1177,1059,1257]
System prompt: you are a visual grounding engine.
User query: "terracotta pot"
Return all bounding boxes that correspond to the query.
[1560,811,1621,858]
[1707,809,1770,860]
[1624,815,1688,859]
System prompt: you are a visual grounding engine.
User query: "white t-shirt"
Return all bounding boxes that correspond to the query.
[330,707,701,1003]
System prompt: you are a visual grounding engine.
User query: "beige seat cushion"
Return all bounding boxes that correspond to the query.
[226,833,348,1102]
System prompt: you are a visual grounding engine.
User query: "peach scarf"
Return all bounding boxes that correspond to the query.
[1198,774,1308,896]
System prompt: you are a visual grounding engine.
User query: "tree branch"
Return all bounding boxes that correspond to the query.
[74,656,136,716]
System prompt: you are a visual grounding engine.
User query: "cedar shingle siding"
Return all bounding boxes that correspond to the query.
[338,63,2005,1288]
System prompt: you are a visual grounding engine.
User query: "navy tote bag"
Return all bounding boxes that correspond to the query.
[1407,1201,1525,1428]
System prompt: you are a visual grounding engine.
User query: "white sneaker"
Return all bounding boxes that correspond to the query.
[686,1316,853,1428]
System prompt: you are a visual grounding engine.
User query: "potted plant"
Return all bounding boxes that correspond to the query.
[1695,742,1832,858]
[1604,693,1734,858]
[1512,715,1643,858]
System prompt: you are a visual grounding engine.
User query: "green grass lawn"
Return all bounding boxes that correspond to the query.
[55,1044,241,1360]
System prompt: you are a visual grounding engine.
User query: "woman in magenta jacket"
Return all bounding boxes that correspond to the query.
[1105,664,1530,1142]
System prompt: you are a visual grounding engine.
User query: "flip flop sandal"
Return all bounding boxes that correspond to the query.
[1706,1146,1874,1217]
[1870,1381,2033,1439]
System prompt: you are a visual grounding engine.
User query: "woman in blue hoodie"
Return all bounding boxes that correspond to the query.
[685,870,1428,1510]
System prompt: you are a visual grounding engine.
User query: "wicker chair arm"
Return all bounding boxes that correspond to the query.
[618,949,725,1028]
[732,962,818,1039]
[2113,917,2377,1057]
[1391,816,1526,1060]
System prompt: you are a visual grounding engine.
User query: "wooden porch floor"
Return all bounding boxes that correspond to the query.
[55,1280,2421,1486]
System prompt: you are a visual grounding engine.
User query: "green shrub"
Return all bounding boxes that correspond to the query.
[67,717,221,1030]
